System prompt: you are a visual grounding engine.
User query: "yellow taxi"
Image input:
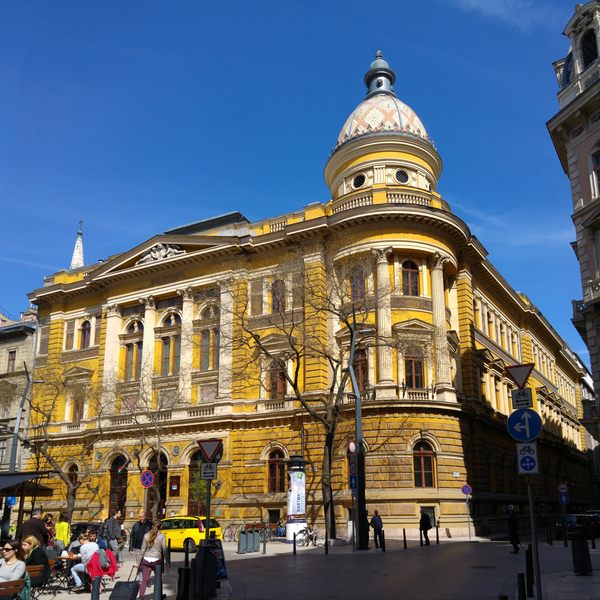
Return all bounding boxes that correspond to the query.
[161,515,223,551]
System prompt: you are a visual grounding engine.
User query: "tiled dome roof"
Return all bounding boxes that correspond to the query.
[336,94,431,149]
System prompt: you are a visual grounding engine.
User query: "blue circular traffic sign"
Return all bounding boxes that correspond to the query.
[461,484,472,495]
[141,470,154,488]
[507,409,542,442]
[519,456,537,472]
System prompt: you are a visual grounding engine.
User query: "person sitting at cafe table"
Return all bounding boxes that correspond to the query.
[0,540,26,582]
[22,536,50,587]
[71,534,98,592]
[86,528,107,551]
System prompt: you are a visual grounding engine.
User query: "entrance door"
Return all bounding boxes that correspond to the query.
[188,450,206,516]
[146,453,168,517]
[109,456,128,516]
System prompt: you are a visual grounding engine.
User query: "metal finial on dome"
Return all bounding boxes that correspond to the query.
[364,51,396,99]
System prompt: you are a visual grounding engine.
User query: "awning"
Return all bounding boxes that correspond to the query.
[0,471,53,497]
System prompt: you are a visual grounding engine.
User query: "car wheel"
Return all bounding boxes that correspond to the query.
[184,538,197,553]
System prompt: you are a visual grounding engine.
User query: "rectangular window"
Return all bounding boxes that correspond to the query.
[405,357,423,389]
[173,336,181,375]
[65,320,75,350]
[126,345,134,381]
[350,267,366,301]
[7,351,15,373]
[251,281,263,316]
[201,332,210,371]
[2,402,10,419]
[292,273,304,308]
[213,331,220,369]
[94,316,102,345]
[169,475,180,498]
[594,153,600,196]
[136,342,143,380]
[72,399,84,422]
[0,441,6,464]
[162,339,171,376]
[38,326,50,355]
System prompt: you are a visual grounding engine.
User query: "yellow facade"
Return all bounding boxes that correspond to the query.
[26,53,589,537]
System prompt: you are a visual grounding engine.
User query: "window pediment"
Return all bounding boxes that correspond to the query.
[63,366,94,382]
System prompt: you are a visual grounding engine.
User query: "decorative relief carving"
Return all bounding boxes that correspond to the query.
[429,252,449,271]
[139,296,156,310]
[105,304,121,318]
[372,246,393,264]
[136,243,185,265]
[573,11,593,35]
[176,287,195,302]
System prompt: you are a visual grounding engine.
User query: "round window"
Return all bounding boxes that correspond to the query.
[395,170,409,184]
[353,174,366,188]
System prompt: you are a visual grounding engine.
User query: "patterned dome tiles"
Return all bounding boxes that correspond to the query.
[335,94,431,150]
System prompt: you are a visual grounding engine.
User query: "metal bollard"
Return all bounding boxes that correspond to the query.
[153,565,162,600]
[325,532,328,554]
[419,529,423,547]
[90,577,101,600]
[381,530,386,552]
[403,528,407,549]
[262,529,266,554]
[176,566,190,600]
[517,572,526,600]
[293,532,297,555]
[436,525,439,545]
[167,538,171,569]
[590,522,597,550]
[184,542,189,567]
[525,547,534,597]
[189,558,196,600]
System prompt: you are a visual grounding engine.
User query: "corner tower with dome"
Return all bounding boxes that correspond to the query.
[27,53,589,539]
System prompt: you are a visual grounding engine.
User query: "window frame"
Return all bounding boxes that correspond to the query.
[582,30,598,70]
[80,321,91,349]
[6,351,16,374]
[349,266,366,302]
[271,279,286,314]
[268,360,287,400]
[413,442,435,488]
[268,450,286,493]
[353,349,368,393]
[404,352,424,389]
[402,261,419,296]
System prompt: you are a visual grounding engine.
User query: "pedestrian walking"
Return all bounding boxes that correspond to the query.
[104,509,122,554]
[135,521,170,600]
[507,504,520,553]
[129,511,153,582]
[370,510,383,548]
[419,508,432,546]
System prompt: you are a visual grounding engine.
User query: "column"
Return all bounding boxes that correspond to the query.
[218,280,233,399]
[101,303,122,409]
[430,253,455,402]
[373,247,396,399]
[177,287,194,404]
[140,296,156,401]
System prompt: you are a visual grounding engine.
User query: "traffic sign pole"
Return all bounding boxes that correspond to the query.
[527,481,543,600]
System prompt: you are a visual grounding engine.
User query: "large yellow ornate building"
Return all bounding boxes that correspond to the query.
[28,53,589,537]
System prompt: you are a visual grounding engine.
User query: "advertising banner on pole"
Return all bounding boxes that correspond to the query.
[287,471,306,516]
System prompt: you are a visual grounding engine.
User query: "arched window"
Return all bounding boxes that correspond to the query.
[402,261,419,296]
[353,350,368,392]
[127,321,144,334]
[271,280,286,313]
[109,456,128,516]
[413,442,435,488]
[80,321,91,349]
[268,360,287,399]
[188,450,206,516]
[582,30,598,69]
[349,267,365,301]
[268,450,286,492]
[404,347,424,389]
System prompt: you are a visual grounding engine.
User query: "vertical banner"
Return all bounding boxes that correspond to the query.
[287,471,305,516]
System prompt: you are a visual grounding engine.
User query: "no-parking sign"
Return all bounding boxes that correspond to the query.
[141,470,154,488]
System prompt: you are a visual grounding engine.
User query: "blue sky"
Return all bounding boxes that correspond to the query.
[0,1,586,361]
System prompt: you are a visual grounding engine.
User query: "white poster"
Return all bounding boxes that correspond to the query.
[287,471,305,516]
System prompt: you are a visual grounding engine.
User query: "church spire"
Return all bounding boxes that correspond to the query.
[70,220,84,270]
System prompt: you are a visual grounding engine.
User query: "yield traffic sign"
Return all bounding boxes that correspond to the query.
[198,438,223,463]
[505,364,535,389]
[507,409,542,442]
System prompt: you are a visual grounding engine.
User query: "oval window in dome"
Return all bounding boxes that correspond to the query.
[353,174,366,189]
[395,170,409,184]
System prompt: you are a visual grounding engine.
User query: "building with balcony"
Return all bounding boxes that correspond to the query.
[27,53,589,536]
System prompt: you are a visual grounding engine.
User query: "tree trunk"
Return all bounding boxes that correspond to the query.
[65,485,76,522]
[322,427,337,539]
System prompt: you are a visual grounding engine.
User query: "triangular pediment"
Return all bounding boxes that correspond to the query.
[476,348,495,364]
[581,203,600,230]
[253,332,296,355]
[335,323,377,343]
[392,318,434,334]
[63,366,95,380]
[87,233,248,282]
[0,380,18,395]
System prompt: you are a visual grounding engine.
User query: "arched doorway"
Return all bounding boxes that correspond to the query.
[109,456,128,516]
[146,453,168,518]
[188,450,206,516]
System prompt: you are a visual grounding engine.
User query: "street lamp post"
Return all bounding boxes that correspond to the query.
[346,311,371,551]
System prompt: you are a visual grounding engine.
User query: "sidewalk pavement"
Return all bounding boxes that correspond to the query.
[46,534,600,600]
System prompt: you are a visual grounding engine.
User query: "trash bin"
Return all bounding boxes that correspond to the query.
[252,528,260,552]
[572,533,593,575]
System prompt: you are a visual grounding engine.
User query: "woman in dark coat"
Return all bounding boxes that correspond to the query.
[22,536,50,587]
[507,504,520,553]
[419,508,432,546]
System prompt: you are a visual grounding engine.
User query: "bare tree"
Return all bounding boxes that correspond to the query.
[216,240,401,539]
[27,361,105,521]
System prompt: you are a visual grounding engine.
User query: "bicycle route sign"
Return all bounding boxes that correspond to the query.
[201,462,217,480]
[511,388,533,410]
[507,408,542,442]
[141,470,154,488]
[516,442,539,475]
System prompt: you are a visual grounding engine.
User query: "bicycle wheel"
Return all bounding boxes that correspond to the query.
[313,532,325,546]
